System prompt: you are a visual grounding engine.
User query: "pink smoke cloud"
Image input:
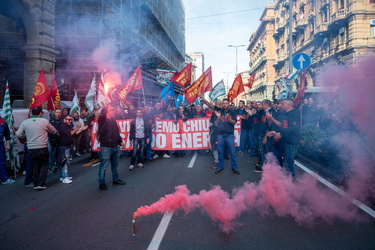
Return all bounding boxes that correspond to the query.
[133,155,366,233]
[133,57,375,233]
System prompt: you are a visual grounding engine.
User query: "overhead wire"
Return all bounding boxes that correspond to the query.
[186,7,264,20]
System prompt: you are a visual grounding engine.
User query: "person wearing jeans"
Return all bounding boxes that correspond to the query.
[128,109,150,170]
[57,114,87,184]
[217,134,238,172]
[0,116,13,184]
[16,106,58,190]
[267,99,301,178]
[200,97,239,175]
[97,101,126,190]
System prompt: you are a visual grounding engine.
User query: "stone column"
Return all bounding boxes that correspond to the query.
[23,45,58,108]
[22,0,58,108]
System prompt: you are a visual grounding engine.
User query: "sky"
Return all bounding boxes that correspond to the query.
[183,0,273,88]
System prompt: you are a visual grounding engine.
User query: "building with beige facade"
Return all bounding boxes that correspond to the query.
[248,0,375,100]
[247,3,277,101]
[187,52,205,81]
[276,0,375,93]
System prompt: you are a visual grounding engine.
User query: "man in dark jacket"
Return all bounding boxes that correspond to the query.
[97,101,126,190]
[0,116,13,184]
[48,108,62,172]
[128,109,151,170]
[57,114,87,184]
[267,99,300,178]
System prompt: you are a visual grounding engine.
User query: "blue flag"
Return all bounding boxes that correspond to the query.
[160,81,175,102]
[175,94,187,107]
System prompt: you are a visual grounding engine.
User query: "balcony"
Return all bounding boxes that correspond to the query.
[329,9,348,28]
[314,23,328,36]
[296,18,308,30]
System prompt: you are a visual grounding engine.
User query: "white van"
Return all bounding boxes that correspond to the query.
[1,108,51,153]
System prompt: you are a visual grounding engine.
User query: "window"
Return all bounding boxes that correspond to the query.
[339,27,346,43]
[371,20,375,37]
[371,26,375,37]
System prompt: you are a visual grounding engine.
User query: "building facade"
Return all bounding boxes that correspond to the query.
[247,3,277,101]
[0,0,186,107]
[186,52,205,81]
[273,0,375,96]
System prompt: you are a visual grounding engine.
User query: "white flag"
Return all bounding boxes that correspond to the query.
[85,75,96,114]
[97,69,109,107]
[1,81,20,172]
[209,80,226,101]
[70,90,80,115]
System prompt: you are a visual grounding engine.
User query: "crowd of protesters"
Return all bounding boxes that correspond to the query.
[0,94,350,189]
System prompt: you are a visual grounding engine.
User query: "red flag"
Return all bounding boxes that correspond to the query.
[29,69,50,115]
[228,74,245,103]
[245,73,256,89]
[170,63,192,87]
[184,67,212,104]
[293,69,307,107]
[47,69,61,110]
[117,66,143,104]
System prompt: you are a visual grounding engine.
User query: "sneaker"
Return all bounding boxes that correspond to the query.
[2,179,15,185]
[113,179,126,185]
[163,154,170,159]
[210,166,218,169]
[24,184,34,188]
[237,151,244,156]
[129,165,135,171]
[69,157,73,161]
[22,171,26,175]
[232,169,240,175]
[254,167,263,173]
[99,183,108,190]
[75,153,81,157]
[36,185,47,190]
[60,177,73,181]
[137,163,144,168]
[215,169,224,174]
[62,177,73,184]
[153,154,159,159]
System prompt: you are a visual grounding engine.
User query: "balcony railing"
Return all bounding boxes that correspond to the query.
[329,9,348,28]
[315,23,328,36]
[296,18,308,30]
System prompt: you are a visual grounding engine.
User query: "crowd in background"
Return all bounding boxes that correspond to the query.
[1,94,353,188]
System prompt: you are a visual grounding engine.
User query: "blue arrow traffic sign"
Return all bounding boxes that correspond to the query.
[292,53,311,70]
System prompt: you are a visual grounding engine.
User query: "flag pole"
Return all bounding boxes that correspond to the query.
[141,86,146,107]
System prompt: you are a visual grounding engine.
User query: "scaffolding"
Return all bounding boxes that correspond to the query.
[55,0,185,105]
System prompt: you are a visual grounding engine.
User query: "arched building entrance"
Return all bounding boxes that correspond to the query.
[0,0,58,107]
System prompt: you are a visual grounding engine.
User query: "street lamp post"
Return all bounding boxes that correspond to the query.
[228,44,245,74]
[223,71,232,94]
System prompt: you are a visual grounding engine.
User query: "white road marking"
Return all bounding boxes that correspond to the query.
[91,162,100,167]
[187,152,198,168]
[295,160,375,219]
[146,153,197,249]
[147,211,174,250]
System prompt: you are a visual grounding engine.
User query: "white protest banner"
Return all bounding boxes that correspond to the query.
[91,117,242,151]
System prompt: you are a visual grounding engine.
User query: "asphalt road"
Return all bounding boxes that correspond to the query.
[1,152,374,250]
